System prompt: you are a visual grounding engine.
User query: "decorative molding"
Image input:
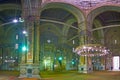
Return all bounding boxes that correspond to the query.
[42,0,120,15]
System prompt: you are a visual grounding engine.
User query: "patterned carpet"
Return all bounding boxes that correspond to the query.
[0,71,119,80]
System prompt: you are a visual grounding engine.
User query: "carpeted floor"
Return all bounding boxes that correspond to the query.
[0,71,120,80]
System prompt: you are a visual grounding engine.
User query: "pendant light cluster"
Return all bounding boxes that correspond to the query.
[75,44,111,56]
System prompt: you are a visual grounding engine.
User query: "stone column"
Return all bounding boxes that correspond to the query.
[78,22,87,73]
[78,22,93,73]
[33,21,40,63]
[21,34,27,64]
[19,0,41,78]
[26,21,34,64]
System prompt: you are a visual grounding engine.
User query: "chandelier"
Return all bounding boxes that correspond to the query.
[75,44,111,56]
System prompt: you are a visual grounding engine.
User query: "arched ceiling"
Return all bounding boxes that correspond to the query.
[0,0,120,54]
[94,11,120,27]
[92,10,120,55]
[0,0,21,23]
[0,0,21,4]
[40,7,78,46]
[0,0,81,49]
[41,8,75,22]
[0,9,21,23]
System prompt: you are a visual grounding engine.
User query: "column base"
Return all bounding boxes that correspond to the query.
[78,65,93,73]
[19,64,40,79]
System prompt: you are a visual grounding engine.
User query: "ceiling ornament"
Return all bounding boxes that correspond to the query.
[75,0,120,10]
[43,0,120,10]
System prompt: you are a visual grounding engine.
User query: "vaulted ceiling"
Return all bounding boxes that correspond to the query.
[0,0,120,55]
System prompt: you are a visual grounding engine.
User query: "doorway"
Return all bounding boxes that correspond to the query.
[113,56,120,71]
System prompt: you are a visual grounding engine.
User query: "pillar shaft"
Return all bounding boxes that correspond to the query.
[27,22,34,64]
[78,23,87,73]
[19,0,41,78]
[33,21,40,63]
[21,0,41,64]
[78,22,92,73]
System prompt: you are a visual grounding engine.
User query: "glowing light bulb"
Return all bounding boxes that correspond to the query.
[13,19,18,23]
